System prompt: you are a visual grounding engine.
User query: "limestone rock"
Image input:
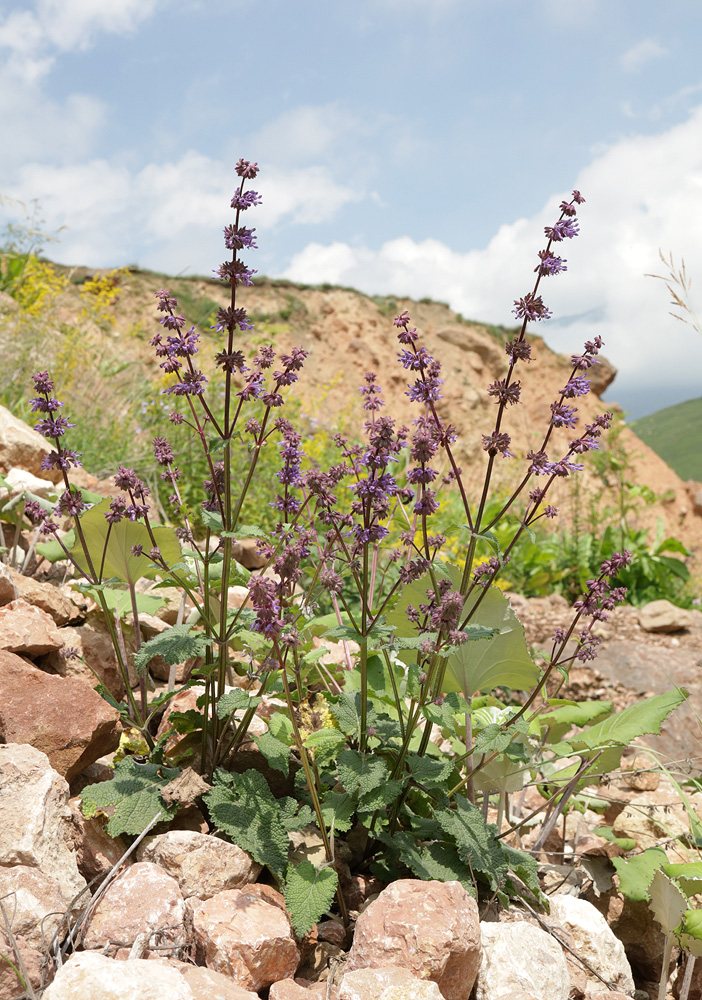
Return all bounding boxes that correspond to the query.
[42,951,192,999]
[612,789,690,848]
[178,964,260,999]
[345,879,481,1000]
[379,984,444,1000]
[548,894,634,995]
[0,597,64,654]
[587,889,673,984]
[82,861,189,952]
[42,622,126,700]
[0,927,44,1000]
[0,864,68,949]
[0,563,18,605]
[0,404,58,482]
[638,599,694,633]
[475,921,570,1000]
[339,966,427,1000]
[0,744,87,905]
[189,887,300,991]
[69,798,130,883]
[0,651,120,781]
[9,569,82,624]
[232,537,267,569]
[270,981,334,1000]
[137,830,261,900]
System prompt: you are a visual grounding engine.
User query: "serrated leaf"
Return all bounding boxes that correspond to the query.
[436,795,508,891]
[406,753,455,787]
[80,758,179,836]
[358,780,403,813]
[500,843,545,906]
[284,862,338,936]
[304,728,347,766]
[391,833,476,896]
[565,689,687,751]
[472,723,513,754]
[255,731,291,775]
[320,791,356,833]
[613,847,668,902]
[133,624,212,677]
[680,909,702,957]
[337,749,388,797]
[331,692,361,740]
[204,769,289,876]
[268,712,294,746]
[278,797,315,832]
[661,862,702,898]
[216,688,261,718]
[200,509,224,533]
[648,869,688,935]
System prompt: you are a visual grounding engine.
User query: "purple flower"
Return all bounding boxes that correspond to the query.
[572,190,585,204]
[214,260,257,286]
[550,402,579,428]
[505,339,532,363]
[544,505,558,519]
[212,306,253,334]
[155,289,178,311]
[513,293,552,322]
[544,218,580,241]
[23,499,47,523]
[223,225,258,251]
[32,371,54,394]
[55,488,86,517]
[41,449,82,471]
[235,159,259,179]
[105,497,127,524]
[560,376,591,398]
[35,415,74,439]
[527,450,550,475]
[488,379,521,406]
[153,437,174,465]
[30,395,63,413]
[406,376,444,403]
[165,370,208,396]
[159,313,186,330]
[482,431,513,458]
[214,349,248,374]
[131,544,143,557]
[230,190,262,210]
[414,490,439,516]
[535,250,568,276]
[547,458,584,477]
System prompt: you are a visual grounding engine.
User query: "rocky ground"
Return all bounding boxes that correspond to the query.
[2,298,702,998]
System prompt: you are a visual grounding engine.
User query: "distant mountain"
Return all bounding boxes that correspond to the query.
[630,397,702,481]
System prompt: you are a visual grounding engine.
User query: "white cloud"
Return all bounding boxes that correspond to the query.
[620,39,667,73]
[0,0,165,81]
[6,153,361,272]
[283,105,702,395]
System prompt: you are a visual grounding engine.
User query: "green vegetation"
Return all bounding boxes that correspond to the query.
[630,396,702,481]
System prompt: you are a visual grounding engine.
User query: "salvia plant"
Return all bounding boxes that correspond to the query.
[23,160,687,934]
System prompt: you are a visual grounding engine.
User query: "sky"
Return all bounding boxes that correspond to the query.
[2,0,702,420]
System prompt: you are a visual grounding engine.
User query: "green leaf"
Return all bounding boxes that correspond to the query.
[133,625,213,677]
[36,530,75,562]
[472,723,514,755]
[216,688,261,718]
[501,842,545,905]
[406,753,455,787]
[234,524,266,538]
[648,869,688,934]
[70,498,182,583]
[254,731,291,776]
[564,689,687,752]
[592,826,637,852]
[83,585,165,619]
[535,699,614,743]
[80,758,179,836]
[303,728,347,766]
[284,862,338,936]
[442,583,539,696]
[337,749,388,797]
[436,795,508,891]
[320,791,356,833]
[358,780,403,813]
[204,769,289,877]
[200,509,224,533]
[268,712,294,746]
[680,910,702,957]
[661,862,702,898]
[331,692,361,740]
[391,833,476,896]
[613,846,668,901]
[278,798,315,832]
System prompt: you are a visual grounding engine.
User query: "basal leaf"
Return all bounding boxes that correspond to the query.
[406,753,455,787]
[284,862,338,936]
[357,780,403,813]
[255,731,291,775]
[320,791,356,833]
[204,769,289,876]
[133,624,213,677]
[436,795,508,891]
[80,758,179,836]
[648,869,687,935]
[331,692,361,740]
[337,749,388,797]
[304,728,347,766]
[392,833,476,896]
[613,846,668,901]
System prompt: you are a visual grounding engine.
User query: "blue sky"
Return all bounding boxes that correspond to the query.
[2,0,702,418]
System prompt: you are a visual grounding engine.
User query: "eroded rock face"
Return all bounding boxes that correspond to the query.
[42,622,126,700]
[82,861,189,953]
[0,598,64,655]
[69,798,130,883]
[0,652,120,781]
[0,927,44,1000]
[177,964,260,1000]
[345,879,481,1000]
[137,830,261,900]
[9,570,82,625]
[475,921,570,1000]
[188,887,300,992]
[0,744,87,905]
[548,895,634,996]
[0,865,68,949]
[41,951,192,1000]
[0,405,57,481]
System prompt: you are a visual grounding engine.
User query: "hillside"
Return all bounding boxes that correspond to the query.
[2,262,702,567]
[630,396,702,481]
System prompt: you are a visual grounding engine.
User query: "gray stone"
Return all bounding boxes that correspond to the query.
[548,894,634,995]
[475,920,570,1000]
[638,599,694,633]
